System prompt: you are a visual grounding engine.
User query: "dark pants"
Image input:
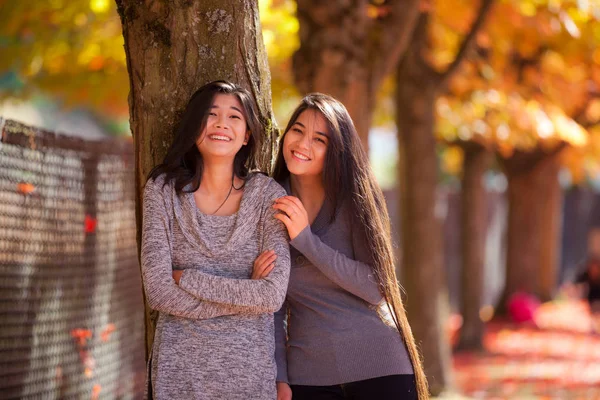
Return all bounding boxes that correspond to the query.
[290,374,418,400]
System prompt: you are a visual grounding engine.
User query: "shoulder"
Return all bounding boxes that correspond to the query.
[333,198,356,228]
[247,172,286,200]
[144,173,175,200]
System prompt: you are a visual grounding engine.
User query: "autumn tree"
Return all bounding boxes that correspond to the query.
[393,0,495,393]
[0,1,130,117]
[115,0,276,357]
[291,0,421,148]
[429,1,599,354]
[0,0,300,128]
[449,0,600,308]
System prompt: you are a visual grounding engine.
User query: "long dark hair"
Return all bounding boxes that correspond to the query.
[149,80,263,192]
[273,94,429,398]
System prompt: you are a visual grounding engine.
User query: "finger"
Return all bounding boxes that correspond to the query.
[259,249,274,259]
[273,202,298,219]
[288,197,308,217]
[254,249,274,265]
[256,254,277,272]
[252,263,269,279]
[256,249,275,265]
[274,212,292,229]
[255,261,274,279]
[262,253,277,266]
[283,197,308,218]
[276,197,302,213]
[261,263,275,278]
[286,196,306,211]
[254,265,270,279]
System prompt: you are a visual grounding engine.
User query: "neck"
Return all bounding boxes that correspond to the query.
[290,173,325,209]
[199,158,236,194]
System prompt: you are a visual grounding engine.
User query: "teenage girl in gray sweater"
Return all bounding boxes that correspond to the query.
[141,81,290,399]
[253,94,428,399]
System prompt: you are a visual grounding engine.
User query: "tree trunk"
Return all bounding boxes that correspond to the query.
[393,0,493,388]
[457,143,490,351]
[500,151,562,307]
[396,54,452,395]
[538,155,562,302]
[293,0,421,149]
[116,0,275,359]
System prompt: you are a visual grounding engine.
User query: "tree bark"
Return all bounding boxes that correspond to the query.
[457,143,491,351]
[396,57,452,396]
[293,0,421,149]
[499,150,562,307]
[116,0,275,359]
[538,156,562,302]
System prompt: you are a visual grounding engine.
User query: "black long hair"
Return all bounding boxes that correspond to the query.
[149,80,263,192]
[273,93,429,399]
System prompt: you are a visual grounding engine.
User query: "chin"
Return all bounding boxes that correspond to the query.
[199,146,242,158]
[286,165,303,175]
[287,163,316,177]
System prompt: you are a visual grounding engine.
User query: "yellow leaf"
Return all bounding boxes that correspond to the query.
[89,0,110,14]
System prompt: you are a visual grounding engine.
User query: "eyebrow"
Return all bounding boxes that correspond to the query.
[294,121,328,138]
[210,105,243,113]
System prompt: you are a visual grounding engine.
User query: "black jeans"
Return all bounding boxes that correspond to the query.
[290,374,418,400]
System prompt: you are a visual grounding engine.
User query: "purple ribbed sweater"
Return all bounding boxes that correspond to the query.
[275,180,413,386]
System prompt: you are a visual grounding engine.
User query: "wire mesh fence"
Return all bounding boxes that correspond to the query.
[0,119,145,399]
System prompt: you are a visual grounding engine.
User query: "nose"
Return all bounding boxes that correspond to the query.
[214,114,228,129]
[297,131,311,150]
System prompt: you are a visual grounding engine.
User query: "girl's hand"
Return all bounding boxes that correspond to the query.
[273,196,309,240]
[276,382,292,400]
[252,250,277,279]
[172,270,183,284]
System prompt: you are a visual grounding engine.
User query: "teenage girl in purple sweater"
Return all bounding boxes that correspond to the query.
[253,94,429,400]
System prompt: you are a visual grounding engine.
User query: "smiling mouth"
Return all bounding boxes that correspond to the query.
[208,134,232,142]
[292,150,310,161]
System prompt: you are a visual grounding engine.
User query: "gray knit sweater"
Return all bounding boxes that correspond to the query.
[275,180,413,386]
[141,172,290,399]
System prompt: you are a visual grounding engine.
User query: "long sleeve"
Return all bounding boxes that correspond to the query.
[289,222,383,305]
[141,178,251,319]
[179,182,291,313]
[274,301,289,383]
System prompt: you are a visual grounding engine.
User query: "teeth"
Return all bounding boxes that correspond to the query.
[209,135,231,142]
[293,151,309,161]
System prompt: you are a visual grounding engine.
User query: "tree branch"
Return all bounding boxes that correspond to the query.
[514,45,547,83]
[369,0,421,88]
[437,0,495,88]
[398,11,438,81]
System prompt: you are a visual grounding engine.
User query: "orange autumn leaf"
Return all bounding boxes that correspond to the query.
[91,384,101,400]
[17,182,35,195]
[70,328,92,346]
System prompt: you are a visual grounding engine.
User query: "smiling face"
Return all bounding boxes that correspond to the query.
[282,109,329,178]
[196,93,250,159]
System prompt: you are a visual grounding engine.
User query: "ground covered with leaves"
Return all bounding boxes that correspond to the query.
[452,300,600,399]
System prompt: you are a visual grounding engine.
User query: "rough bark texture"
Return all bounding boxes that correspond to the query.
[115,0,275,359]
[457,143,491,351]
[293,0,421,149]
[395,2,494,393]
[499,149,563,308]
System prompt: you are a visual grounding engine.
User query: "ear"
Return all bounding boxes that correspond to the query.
[243,131,250,145]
